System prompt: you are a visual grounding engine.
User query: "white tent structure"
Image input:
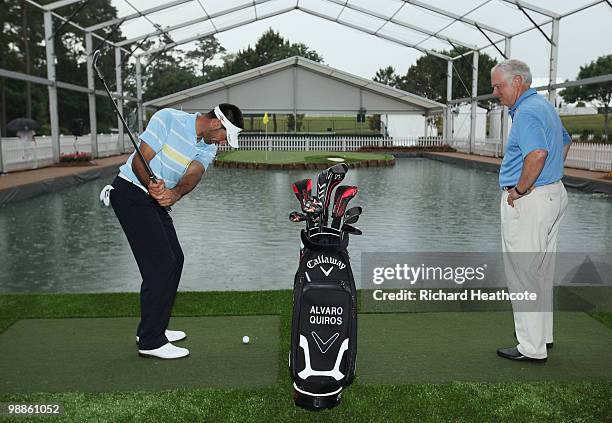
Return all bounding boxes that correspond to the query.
[2,0,611,168]
[144,56,445,116]
[452,104,488,144]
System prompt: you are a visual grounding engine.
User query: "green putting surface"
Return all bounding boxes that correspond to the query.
[358,311,612,384]
[0,316,279,394]
[216,150,393,164]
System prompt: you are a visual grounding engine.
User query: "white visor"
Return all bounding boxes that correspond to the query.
[214,106,242,148]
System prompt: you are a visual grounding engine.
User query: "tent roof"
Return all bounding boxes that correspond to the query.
[29,0,608,61]
[144,56,446,113]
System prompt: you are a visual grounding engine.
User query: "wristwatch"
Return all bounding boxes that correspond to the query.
[514,185,527,196]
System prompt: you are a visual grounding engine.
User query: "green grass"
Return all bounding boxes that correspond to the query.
[243,112,609,138]
[1,292,611,423]
[216,150,394,165]
[244,114,610,138]
[561,114,608,137]
[2,383,611,423]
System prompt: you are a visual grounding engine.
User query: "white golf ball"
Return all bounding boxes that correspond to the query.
[242,335,250,344]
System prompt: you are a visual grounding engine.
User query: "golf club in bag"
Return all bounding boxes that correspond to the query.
[289,165,359,410]
[315,163,348,232]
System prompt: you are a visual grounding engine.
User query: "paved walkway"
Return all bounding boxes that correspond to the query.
[0,154,128,191]
[428,152,611,184]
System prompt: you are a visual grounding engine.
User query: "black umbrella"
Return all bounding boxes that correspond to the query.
[7,118,40,133]
[70,118,85,137]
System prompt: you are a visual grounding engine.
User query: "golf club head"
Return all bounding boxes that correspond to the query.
[92,50,104,80]
[289,211,306,222]
[302,197,323,214]
[330,186,358,229]
[292,179,312,209]
[343,214,359,225]
[341,224,362,236]
[330,162,349,174]
[345,206,362,219]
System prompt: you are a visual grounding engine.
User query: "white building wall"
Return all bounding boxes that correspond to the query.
[382,114,438,138]
[558,106,598,116]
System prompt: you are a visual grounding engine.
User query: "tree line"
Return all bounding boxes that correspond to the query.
[0,0,321,136]
[374,51,610,140]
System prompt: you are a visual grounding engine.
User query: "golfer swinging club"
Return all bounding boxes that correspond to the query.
[101,104,244,359]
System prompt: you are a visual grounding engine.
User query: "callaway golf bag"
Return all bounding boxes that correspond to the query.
[289,164,360,410]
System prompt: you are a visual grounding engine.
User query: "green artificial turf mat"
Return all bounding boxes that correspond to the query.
[358,311,612,384]
[0,316,279,393]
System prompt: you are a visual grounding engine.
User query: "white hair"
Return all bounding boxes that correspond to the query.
[492,59,532,86]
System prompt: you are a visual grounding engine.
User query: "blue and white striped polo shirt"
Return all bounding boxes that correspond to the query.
[119,108,217,191]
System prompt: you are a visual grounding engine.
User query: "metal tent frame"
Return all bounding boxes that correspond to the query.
[1,0,611,168]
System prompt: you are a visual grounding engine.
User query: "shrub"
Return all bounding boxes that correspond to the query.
[579,129,592,141]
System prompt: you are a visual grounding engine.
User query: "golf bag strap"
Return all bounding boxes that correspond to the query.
[301,230,348,253]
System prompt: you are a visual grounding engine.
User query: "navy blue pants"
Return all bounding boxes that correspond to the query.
[110,176,184,350]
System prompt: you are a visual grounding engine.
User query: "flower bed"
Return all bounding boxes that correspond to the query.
[60,152,93,163]
[57,152,94,166]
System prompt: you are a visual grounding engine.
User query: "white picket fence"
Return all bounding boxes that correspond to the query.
[450,138,612,171]
[0,134,610,173]
[565,142,612,171]
[0,134,134,173]
[216,136,444,152]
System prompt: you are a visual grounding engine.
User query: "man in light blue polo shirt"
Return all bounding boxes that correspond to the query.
[106,103,244,359]
[492,60,571,363]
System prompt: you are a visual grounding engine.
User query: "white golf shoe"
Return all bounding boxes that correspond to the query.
[138,342,190,359]
[136,329,186,343]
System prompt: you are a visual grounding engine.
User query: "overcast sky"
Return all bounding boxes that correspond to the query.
[110,0,612,85]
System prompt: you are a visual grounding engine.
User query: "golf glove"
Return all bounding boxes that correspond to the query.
[99,184,114,207]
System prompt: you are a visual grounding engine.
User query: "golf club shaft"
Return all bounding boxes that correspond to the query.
[93,51,171,211]
[92,51,155,181]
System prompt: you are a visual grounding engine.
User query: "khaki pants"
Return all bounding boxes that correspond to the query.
[500,181,568,359]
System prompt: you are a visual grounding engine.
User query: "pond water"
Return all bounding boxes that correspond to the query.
[1,158,610,293]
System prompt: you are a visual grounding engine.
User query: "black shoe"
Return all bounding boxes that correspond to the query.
[514,332,554,349]
[497,347,547,362]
